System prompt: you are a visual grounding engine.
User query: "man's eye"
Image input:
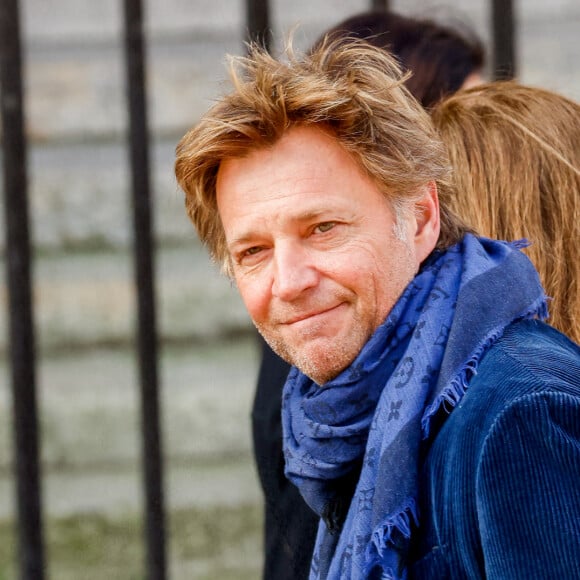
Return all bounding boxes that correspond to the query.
[242,246,262,257]
[315,222,336,233]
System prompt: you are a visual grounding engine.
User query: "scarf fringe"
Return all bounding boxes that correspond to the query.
[363,498,419,578]
[421,294,548,439]
[510,238,531,250]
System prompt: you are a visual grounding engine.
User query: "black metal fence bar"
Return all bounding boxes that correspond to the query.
[0,1,46,579]
[491,0,516,79]
[122,1,167,579]
[371,0,390,11]
[246,0,272,51]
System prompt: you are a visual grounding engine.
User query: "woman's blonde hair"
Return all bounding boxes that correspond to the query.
[432,81,580,342]
[175,38,470,274]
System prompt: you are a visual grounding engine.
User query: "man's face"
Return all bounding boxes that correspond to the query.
[216,126,436,384]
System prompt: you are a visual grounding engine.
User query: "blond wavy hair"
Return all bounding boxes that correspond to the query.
[432,82,580,342]
[175,38,470,274]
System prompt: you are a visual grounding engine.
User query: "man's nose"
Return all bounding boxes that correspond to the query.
[271,241,319,301]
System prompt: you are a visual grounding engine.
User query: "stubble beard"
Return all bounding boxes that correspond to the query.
[254,309,370,386]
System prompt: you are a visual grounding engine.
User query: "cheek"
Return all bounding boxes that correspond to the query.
[357,238,415,301]
[235,274,271,324]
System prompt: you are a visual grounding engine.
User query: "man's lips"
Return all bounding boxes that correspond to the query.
[280,303,346,326]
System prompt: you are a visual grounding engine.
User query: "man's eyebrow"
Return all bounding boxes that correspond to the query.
[295,209,329,221]
[227,232,259,250]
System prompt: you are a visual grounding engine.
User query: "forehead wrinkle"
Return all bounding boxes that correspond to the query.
[252,172,329,201]
[233,172,336,219]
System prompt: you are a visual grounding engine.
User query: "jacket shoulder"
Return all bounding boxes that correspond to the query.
[411,320,580,578]
[466,318,580,405]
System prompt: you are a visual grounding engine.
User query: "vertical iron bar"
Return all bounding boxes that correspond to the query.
[0,1,45,579]
[491,0,516,79]
[122,1,167,579]
[246,0,272,51]
[370,0,390,11]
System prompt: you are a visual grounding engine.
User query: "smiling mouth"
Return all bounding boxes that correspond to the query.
[282,303,345,326]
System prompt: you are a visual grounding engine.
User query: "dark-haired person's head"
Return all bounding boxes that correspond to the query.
[313,10,485,108]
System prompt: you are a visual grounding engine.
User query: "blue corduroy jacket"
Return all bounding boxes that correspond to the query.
[409,319,580,578]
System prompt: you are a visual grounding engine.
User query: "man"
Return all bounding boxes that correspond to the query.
[175,39,580,579]
[252,12,486,578]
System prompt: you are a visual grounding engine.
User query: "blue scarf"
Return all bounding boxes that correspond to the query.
[282,235,548,579]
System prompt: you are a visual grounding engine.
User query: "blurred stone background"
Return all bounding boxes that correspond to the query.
[0,0,578,578]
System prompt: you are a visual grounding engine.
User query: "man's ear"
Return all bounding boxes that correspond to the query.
[413,181,440,263]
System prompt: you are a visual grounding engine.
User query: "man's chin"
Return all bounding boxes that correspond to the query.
[258,327,365,384]
[284,342,359,385]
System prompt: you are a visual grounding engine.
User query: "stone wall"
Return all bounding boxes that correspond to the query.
[0,0,578,526]
[2,0,578,252]
[0,0,578,353]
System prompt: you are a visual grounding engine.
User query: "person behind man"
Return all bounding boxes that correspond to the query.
[252,10,486,578]
[311,9,485,108]
[175,39,580,579]
[431,81,580,343]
